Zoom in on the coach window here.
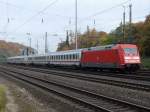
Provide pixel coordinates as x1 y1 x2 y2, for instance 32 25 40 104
54 56 56 61
67 55 69 60
51 56 53 61
76 54 77 60
62 55 64 60
76 54 78 60
76 53 78 59
57 56 59 60
76 54 77 59
77 53 79 59
70 54 72 60
65 55 67 60
74 54 76 60
60 55 62 60
75 54 77 59
56 55 58 60
66 55 68 60
59 55 61 60
69 55 71 60
52 56 54 61
55 56 57 61
58 55 60 60
54 56 55 61
64 55 65 60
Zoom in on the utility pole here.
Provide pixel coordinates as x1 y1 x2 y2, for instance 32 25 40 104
87 25 90 38
26 33 31 48
93 19 96 28
129 4 132 43
123 6 126 43
75 0 78 49
37 40 39 54
29 38 31 48
45 32 48 53
26 33 31 55
66 30 69 46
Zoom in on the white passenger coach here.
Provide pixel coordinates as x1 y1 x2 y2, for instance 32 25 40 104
7 49 82 66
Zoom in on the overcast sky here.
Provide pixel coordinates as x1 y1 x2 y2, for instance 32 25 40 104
0 0 149 53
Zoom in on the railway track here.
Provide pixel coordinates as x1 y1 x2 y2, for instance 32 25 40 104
4 64 150 92
138 69 150 75
7 64 150 82
0 65 150 112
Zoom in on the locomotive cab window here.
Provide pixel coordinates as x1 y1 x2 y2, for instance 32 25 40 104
124 48 138 55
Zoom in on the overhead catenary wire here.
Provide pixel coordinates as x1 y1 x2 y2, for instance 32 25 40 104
10 0 59 34
0 0 47 15
79 0 131 23
64 0 131 29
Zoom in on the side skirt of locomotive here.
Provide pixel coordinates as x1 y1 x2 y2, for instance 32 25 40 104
81 63 140 72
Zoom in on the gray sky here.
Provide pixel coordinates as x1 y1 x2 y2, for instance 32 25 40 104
0 0 149 53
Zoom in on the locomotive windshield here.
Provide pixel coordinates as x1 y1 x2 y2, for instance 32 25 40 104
124 48 138 54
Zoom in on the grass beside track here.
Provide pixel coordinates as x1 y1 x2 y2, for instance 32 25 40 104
142 57 150 69
0 85 6 112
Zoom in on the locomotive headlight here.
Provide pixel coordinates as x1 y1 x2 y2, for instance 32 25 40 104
124 57 131 59
132 57 140 60
124 56 140 60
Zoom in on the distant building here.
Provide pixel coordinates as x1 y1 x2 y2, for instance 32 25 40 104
20 47 38 56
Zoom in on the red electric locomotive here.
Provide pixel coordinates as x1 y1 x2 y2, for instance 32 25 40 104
81 44 141 71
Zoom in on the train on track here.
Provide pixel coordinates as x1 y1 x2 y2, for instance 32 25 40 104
7 44 141 71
